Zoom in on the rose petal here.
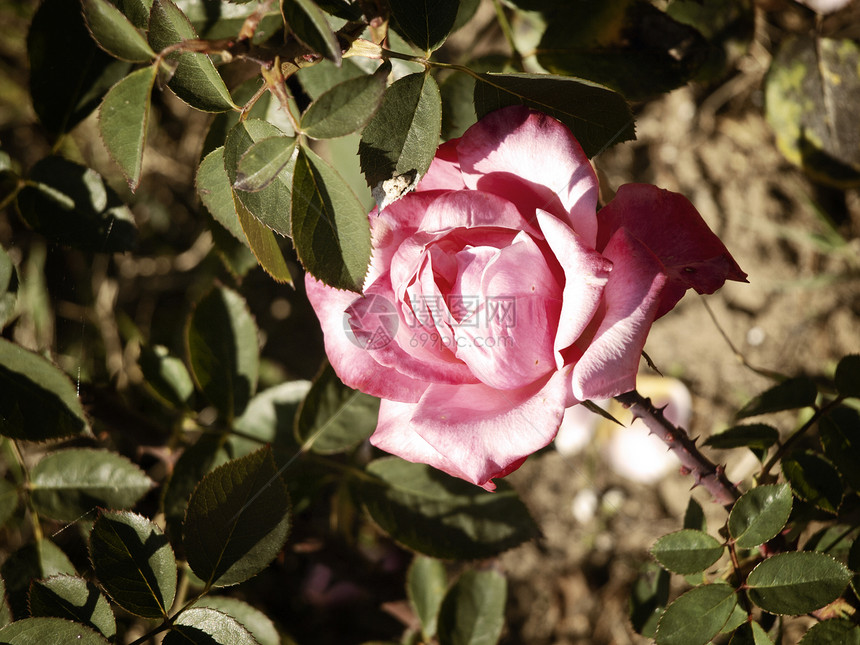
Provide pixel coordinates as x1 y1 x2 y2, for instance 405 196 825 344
371 367 571 487
457 106 599 245
571 228 667 400
536 210 612 368
304 276 431 402
417 189 539 237
596 184 747 318
415 139 465 192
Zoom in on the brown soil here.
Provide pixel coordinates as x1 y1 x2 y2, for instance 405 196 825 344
499 48 860 645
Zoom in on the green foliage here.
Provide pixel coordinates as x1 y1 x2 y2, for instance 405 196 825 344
1 0 855 642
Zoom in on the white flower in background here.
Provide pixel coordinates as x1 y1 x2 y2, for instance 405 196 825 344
555 375 692 484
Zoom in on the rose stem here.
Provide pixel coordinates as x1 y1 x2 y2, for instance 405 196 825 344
614 390 740 508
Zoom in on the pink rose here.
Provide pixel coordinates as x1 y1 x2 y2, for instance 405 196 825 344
306 106 746 489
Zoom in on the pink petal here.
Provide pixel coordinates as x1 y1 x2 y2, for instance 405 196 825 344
451 232 560 389
536 210 612 368
371 368 571 487
415 139 465 192
596 184 747 318
457 106 599 246
571 228 667 401
304 276 431 402
417 189 539 237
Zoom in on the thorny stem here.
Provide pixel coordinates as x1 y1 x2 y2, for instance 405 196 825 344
614 390 740 508
758 396 846 480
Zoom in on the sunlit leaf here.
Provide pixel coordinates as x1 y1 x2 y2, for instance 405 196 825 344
28 575 116 639
437 569 506 645
0 617 109 644
359 72 442 207
231 381 310 457
195 597 279 645
148 0 235 112
473 72 634 158
746 552 851 615
183 447 291 588
139 343 195 408
224 120 294 236
291 144 371 292
0 338 89 441
301 63 389 140
282 0 341 64
735 377 818 419
656 584 737 645
29 449 153 522
408 556 447 640
82 0 155 62
233 194 294 284
234 136 297 193
388 0 460 52
197 147 245 241
163 607 259 645
16 157 137 252
295 363 378 454
27 0 131 135
728 484 792 549
357 458 539 559
765 36 860 188
186 285 259 421
651 530 724 575
99 65 158 190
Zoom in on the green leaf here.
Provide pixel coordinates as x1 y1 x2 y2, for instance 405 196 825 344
29 448 153 522
161 433 232 546
16 156 137 252
295 363 378 454
224 120 294 237
535 3 706 102
730 621 774 645
139 344 195 408
629 563 670 639
234 195 294 284
117 0 153 29
28 575 116 639
82 0 156 62
782 452 843 514
800 619 860 644
231 381 310 457
163 607 259 645
849 535 860 601
704 424 780 461
683 498 707 532
0 617 109 644
195 597 279 645
765 36 860 188
234 137 297 193
835 354 860 398
147 0 235 112
186 285 260 421
746 552 851 615
651 529 724 575
356 458 539 559
389 0 460 52
407 556 447 640
359 72 442 206
183 447 291 588
89 510 176 619
99 65 157 190
735 377 818 419
728 484 792 549
197 147 245 241
282 0 341 64
297 58 365 101
820 407 860 491
437 569 506 645
27 0 131 135
301 63 389 140
0 479 18 528
176 0 282 41
0 540 76 620
0 337 89 441
473 72 635 158
655 584 737 645
291 145 372 292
